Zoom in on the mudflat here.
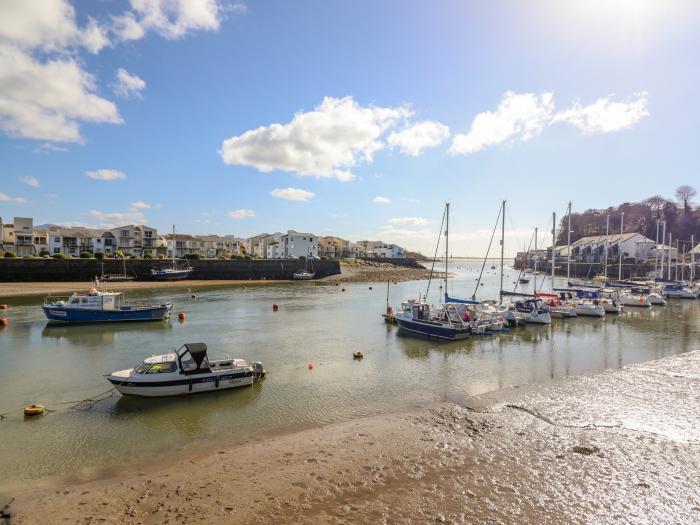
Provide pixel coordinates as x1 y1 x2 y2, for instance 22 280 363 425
5 350 700 524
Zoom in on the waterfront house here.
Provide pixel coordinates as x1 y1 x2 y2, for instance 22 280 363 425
282 230 319 258
570 233 655 263
0 217 34 256
319 236 350 259
355 240 406 259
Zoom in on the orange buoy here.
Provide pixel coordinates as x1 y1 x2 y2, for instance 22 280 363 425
0 318 7 327
178 312 187 321
0 304 8 310
272 304 279 311
307 362 314 370
24 404 44 416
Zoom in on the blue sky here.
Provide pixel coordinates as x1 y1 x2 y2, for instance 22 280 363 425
2 0 699 255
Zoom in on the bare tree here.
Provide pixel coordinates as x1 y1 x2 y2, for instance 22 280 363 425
675 185 697 211
644 195 667 218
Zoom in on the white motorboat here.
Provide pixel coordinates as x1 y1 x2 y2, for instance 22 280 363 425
537 294 576 318
108 343 265 397
648 292 667 305
619 291 652 308
512 297 551 324
571 300 606 317
595 289 621 314
292 271 315 280
660 283 697 299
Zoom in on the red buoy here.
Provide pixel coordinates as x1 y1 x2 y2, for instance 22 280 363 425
0 304 8 310
272 304 279 311
0 318 7 327
307 362 314 370
178 312 187 321
341 288 346 292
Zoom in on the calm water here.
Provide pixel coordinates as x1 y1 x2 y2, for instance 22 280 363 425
1 261 699 488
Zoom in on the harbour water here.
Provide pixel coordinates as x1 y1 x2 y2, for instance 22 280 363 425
1 261 699 490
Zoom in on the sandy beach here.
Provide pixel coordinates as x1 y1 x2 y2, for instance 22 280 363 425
4 349 699 524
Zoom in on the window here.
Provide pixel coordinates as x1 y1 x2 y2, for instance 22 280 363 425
179 351 198 372
146 362 177 374
53 248 60 254
55 237 60 242
97 239 102 244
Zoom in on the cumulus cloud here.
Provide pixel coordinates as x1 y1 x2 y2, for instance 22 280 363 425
85 169 127 181
270 187 316 201
0 45 123 142
19 175 40 188
0 0 234 144
220 96 413 182
451 91 650 155
450 92 554 155
89 208 146 227
373 196 391 204
0 192 28 204
112 68 146 99
228 209 255 219
552 92 649 133
388 217 428 226
387 120 450 156
130 200 150 209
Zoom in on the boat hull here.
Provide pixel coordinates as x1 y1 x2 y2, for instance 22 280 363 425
109 370 255 397
151 270 192 281
43 304 172 323
395 316 471 340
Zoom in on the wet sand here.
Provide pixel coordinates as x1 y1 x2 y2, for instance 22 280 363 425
5 350 700 524
322 259 440 284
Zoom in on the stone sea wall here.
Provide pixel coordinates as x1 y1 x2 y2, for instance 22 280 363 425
0 258 341 282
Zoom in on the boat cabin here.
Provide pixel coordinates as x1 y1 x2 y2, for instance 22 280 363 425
51 289 122 310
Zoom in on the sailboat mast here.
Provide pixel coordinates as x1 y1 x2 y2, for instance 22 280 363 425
692 234 695 281
654 220 660 279
444 202 449 299
172 224 176 268
660 221 666 279
604 215 609 280
551 212 556 291
668 233 672 280
566 201 572 282
500 200 505 304
618 212 624 281
533 227 538 295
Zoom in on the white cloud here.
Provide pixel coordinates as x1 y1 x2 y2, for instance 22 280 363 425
0 0 234 144
0 192 28 204
154 203 164 209
112 68 146 99
373 196 391 204
35 143 68 153
270 187 316 201
553 92 649 133
0 45 123 142
0 0 107 54
130 200 150 209
85 169 127 181
378 226 435 242
228 209 255 219
388 217 428 226
387 120 450 156
127 0 223 40
89 208 146 227
219 96 413 182
450 91 555 155
19 176 40 188
451 90 650 155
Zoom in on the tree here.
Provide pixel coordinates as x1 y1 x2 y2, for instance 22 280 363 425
675 185 696 212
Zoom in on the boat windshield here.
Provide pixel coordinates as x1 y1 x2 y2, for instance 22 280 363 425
135 361 177 374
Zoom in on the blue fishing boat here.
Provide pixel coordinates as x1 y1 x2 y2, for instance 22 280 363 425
42 286 172 323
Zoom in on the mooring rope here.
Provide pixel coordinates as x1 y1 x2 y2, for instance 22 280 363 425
0 387 117 421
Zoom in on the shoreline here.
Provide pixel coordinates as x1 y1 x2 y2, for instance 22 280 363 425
5 350 700 523
0 261 436 299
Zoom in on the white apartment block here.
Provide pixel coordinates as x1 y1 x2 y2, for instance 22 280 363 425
282 230 318 258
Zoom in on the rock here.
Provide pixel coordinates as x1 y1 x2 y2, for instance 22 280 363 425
572 445 600 456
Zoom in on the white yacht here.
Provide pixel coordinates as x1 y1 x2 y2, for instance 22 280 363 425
108 343 265 397
571 300 606 317
619 291 652 308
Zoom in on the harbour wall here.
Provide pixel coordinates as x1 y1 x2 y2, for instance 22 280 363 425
519 260 698 281
0 258 341 282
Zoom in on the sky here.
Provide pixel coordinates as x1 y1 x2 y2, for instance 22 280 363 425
2 0 700 256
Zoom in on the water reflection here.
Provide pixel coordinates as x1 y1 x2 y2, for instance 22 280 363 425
42 321 172 347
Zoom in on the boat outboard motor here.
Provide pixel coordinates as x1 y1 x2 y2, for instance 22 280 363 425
252 361 265 379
